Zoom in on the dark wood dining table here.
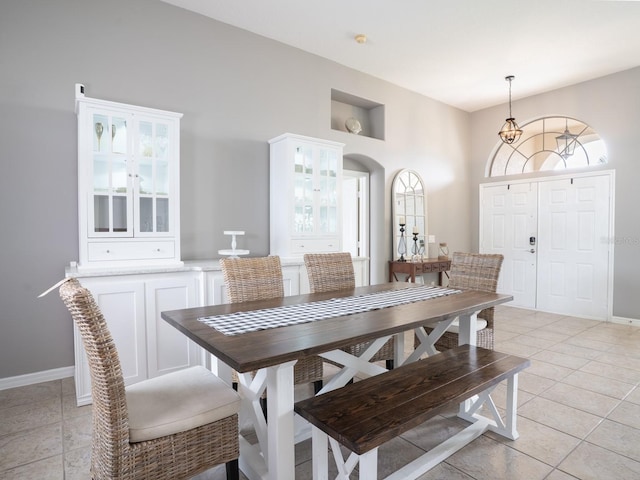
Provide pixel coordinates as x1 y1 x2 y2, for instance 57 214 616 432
161 282 512 480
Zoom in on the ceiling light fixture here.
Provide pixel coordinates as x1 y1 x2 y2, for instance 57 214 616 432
498 75 523 144
354 34 367 44
555 119 578 159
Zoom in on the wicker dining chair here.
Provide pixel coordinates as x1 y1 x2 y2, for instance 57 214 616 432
59 278 241 480
304 252 396 369
416 252 504 351
220 256 325 392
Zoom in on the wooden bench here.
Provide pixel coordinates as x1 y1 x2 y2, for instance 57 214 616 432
294 345 530 480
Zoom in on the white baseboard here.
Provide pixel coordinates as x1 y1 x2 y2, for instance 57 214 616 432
0 366 74 391
611 316 640 327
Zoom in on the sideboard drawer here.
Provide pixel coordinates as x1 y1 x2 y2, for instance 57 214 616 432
88 241 176 262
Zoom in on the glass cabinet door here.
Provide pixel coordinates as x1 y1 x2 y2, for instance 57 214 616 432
317 147 339 234
136 118 172 235
293 144 314 234
90 111 132 236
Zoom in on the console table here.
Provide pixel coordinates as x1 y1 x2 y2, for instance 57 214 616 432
388 258 451 285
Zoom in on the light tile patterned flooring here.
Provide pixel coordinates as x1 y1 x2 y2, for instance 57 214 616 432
1 305 640 479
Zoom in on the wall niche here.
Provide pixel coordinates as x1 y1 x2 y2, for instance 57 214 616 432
331 89 385 140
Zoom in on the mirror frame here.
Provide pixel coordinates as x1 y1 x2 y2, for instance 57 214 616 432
391 169 427 260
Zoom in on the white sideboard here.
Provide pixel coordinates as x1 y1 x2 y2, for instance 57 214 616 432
69 256 369 405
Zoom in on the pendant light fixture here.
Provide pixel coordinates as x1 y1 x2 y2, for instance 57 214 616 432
498 75 523 144
556 118 578 159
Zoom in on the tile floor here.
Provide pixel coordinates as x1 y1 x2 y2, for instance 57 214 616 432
1 305 640 479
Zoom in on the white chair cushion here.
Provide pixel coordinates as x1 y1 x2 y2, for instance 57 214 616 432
126 365 241 443
445 318 488 334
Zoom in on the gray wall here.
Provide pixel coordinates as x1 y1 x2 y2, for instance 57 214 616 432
0 0 471 378
470 68 640 319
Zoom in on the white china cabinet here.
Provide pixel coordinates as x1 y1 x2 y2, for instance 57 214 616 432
269 133 344 256
75 84 183 270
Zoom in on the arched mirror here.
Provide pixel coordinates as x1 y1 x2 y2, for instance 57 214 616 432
392 169 427 260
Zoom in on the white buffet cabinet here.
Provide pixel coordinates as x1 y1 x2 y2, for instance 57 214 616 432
69 257 368 405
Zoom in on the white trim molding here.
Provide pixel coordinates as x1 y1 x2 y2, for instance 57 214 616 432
611 316 640 328
0 366 74 391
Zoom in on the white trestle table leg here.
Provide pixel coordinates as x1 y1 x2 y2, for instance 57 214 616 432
404 318 456 365
318 336 391 394
311 427 329 480
458 311 478 414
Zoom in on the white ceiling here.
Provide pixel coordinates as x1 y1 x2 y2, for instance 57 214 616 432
160 0 640 112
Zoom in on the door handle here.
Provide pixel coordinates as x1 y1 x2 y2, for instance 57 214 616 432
529 249 535 253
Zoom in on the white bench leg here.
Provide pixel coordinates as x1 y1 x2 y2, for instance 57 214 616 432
312 426 378 480
358 449 378 480
457 373 521 441
502 373 520 440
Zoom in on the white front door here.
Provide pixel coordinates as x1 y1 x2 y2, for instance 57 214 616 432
480 171 613 319
536 175 611 318
480 182 538 308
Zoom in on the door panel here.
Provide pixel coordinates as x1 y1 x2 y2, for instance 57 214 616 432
537 176 610 318
480 183 538 308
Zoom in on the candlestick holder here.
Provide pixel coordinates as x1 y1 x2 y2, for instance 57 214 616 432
411 232 421 262
398 223 407 262
439 242 449 259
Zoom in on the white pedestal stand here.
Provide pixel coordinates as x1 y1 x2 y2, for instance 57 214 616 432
218 230 250 258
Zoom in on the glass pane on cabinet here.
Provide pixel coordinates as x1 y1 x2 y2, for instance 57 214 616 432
294 206 304 233
294 177 305 207
328 206 338 232
111 116 127 154
156 160 169 195
320 206 327 232
294 148 304 174
303 205 313 233
93 157 109 192
319 151 328 177
155 123 169 159
113 196 127 232
112 157 127 193
93 114 108 153
328 177 337 206
94 195 109 232
139 121 153 157
139 158 153 195
156 198 169 232
327 151 338 177
139 197 153 232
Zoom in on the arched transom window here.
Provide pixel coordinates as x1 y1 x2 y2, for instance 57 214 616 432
489 116 607 177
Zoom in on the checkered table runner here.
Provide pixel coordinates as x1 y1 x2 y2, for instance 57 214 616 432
199 285 460 336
